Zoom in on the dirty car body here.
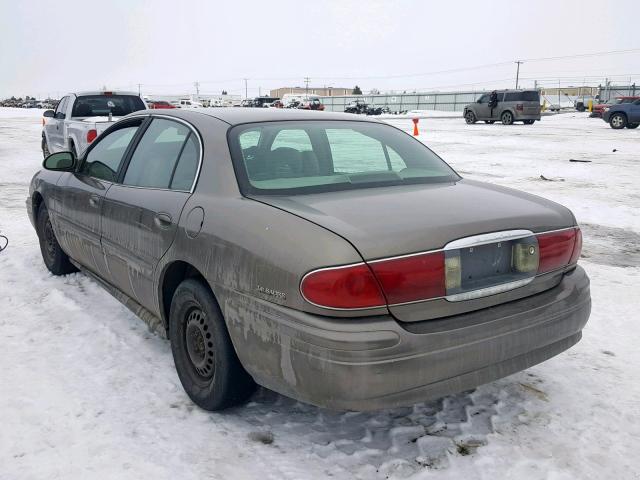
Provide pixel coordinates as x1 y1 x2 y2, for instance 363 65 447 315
28 108 591 411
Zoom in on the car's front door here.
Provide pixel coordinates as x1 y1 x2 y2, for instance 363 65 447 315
475 94 491 119
55 121 142 277
45 96 69 151
100 117 201 313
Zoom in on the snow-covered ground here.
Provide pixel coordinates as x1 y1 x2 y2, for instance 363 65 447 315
1 108 639 480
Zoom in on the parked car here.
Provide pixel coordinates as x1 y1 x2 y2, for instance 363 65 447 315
173 99 203 108
464 89 541 125
251 96 280 108
29 109 590 412
148 100 176 109
602 98 640 129
591 97 640 118
299 96 325 111
41 91 146 158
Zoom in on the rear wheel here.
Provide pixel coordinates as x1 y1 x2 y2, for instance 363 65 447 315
501 111 514 125
627 123 639 129
169 279 256 411
610 113 627 129
36 203 77 275
523 119 535 125
464 111 477 124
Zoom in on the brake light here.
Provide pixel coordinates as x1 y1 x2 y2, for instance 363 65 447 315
516 103 524 111
369 252 445 304
86 129 97 143
536 228 580 273
300 263 386 309
103 91 113 96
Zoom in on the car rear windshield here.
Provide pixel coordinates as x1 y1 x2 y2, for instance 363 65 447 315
228 121 460 195
504 91 540 102
71 95 145 117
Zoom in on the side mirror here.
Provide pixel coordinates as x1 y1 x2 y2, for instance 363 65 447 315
43 110 55 118
43 151 76 171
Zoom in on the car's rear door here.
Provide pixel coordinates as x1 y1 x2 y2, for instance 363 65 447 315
55 119 143 277
475 94 491 119
630 99 640 123
100 116 201 313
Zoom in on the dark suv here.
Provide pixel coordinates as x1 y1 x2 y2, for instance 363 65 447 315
464 90 541 125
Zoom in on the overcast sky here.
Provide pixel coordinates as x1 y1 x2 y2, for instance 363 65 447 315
1 0 638 99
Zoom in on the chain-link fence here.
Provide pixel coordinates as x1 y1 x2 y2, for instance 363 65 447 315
318 91 488 113
598 84 639 103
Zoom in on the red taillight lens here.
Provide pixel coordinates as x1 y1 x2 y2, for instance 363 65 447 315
569 228 582 264
86 129 97 143
300 264 386 309
369 251 445 304
537 228 579 273
516 103 524 111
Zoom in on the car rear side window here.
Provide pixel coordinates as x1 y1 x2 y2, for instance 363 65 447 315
170 134 200 191
81 126 140 182
504 91 540 102
123 118 196 190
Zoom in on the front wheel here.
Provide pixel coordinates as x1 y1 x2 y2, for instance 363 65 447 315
501 111 514 125
627 123 639 129
169 279 256 411
42 136 50 158
464 111 477 124
609 113 627 129
36 203 77 275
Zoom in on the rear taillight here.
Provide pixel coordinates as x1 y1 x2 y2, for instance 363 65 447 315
300 263 385 309
516 103 524 111
86 129 97 143
369 252 445 304
537 228 580 273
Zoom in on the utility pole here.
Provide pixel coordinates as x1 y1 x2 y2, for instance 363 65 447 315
304 77 310 97
137 83 142 96
194 81 200 98
243 78 248 99
514 61 523 89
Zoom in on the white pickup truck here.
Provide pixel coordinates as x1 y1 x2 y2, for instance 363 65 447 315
42 91 146 158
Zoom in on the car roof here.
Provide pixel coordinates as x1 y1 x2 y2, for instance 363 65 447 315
130 107 377 126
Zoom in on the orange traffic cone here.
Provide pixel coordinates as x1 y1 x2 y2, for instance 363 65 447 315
412 118 419 136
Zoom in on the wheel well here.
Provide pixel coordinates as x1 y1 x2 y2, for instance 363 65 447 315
160 261 209 332
32 191 44 222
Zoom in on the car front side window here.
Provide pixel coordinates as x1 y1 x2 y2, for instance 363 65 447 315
80 126 140 182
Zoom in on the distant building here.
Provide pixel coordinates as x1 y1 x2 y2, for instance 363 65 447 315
270 87 352 98
145 93 242 107
539 86 598 97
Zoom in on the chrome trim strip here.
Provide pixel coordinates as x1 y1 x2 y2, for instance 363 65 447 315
444 229 534 250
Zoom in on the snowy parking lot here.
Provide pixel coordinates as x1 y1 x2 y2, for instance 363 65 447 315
1 108 639 480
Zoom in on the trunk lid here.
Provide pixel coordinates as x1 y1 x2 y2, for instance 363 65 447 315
253 179 576 322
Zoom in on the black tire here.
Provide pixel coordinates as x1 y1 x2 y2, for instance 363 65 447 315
576 104 585 112
36 202 77 275
609 113 627 129
484 120 495 124
42 136 50 158
627 123 639 129
169 279 256 411
501 111 514 125
523 119 535 125
464 110 477 124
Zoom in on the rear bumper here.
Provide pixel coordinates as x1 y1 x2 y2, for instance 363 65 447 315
513 112 541 120
222 266 591 411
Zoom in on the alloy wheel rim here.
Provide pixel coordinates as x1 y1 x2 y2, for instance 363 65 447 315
184 307 215 379
612 116 623 127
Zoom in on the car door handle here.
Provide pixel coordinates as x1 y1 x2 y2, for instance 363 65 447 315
89 195 100 208
154 213 173 228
